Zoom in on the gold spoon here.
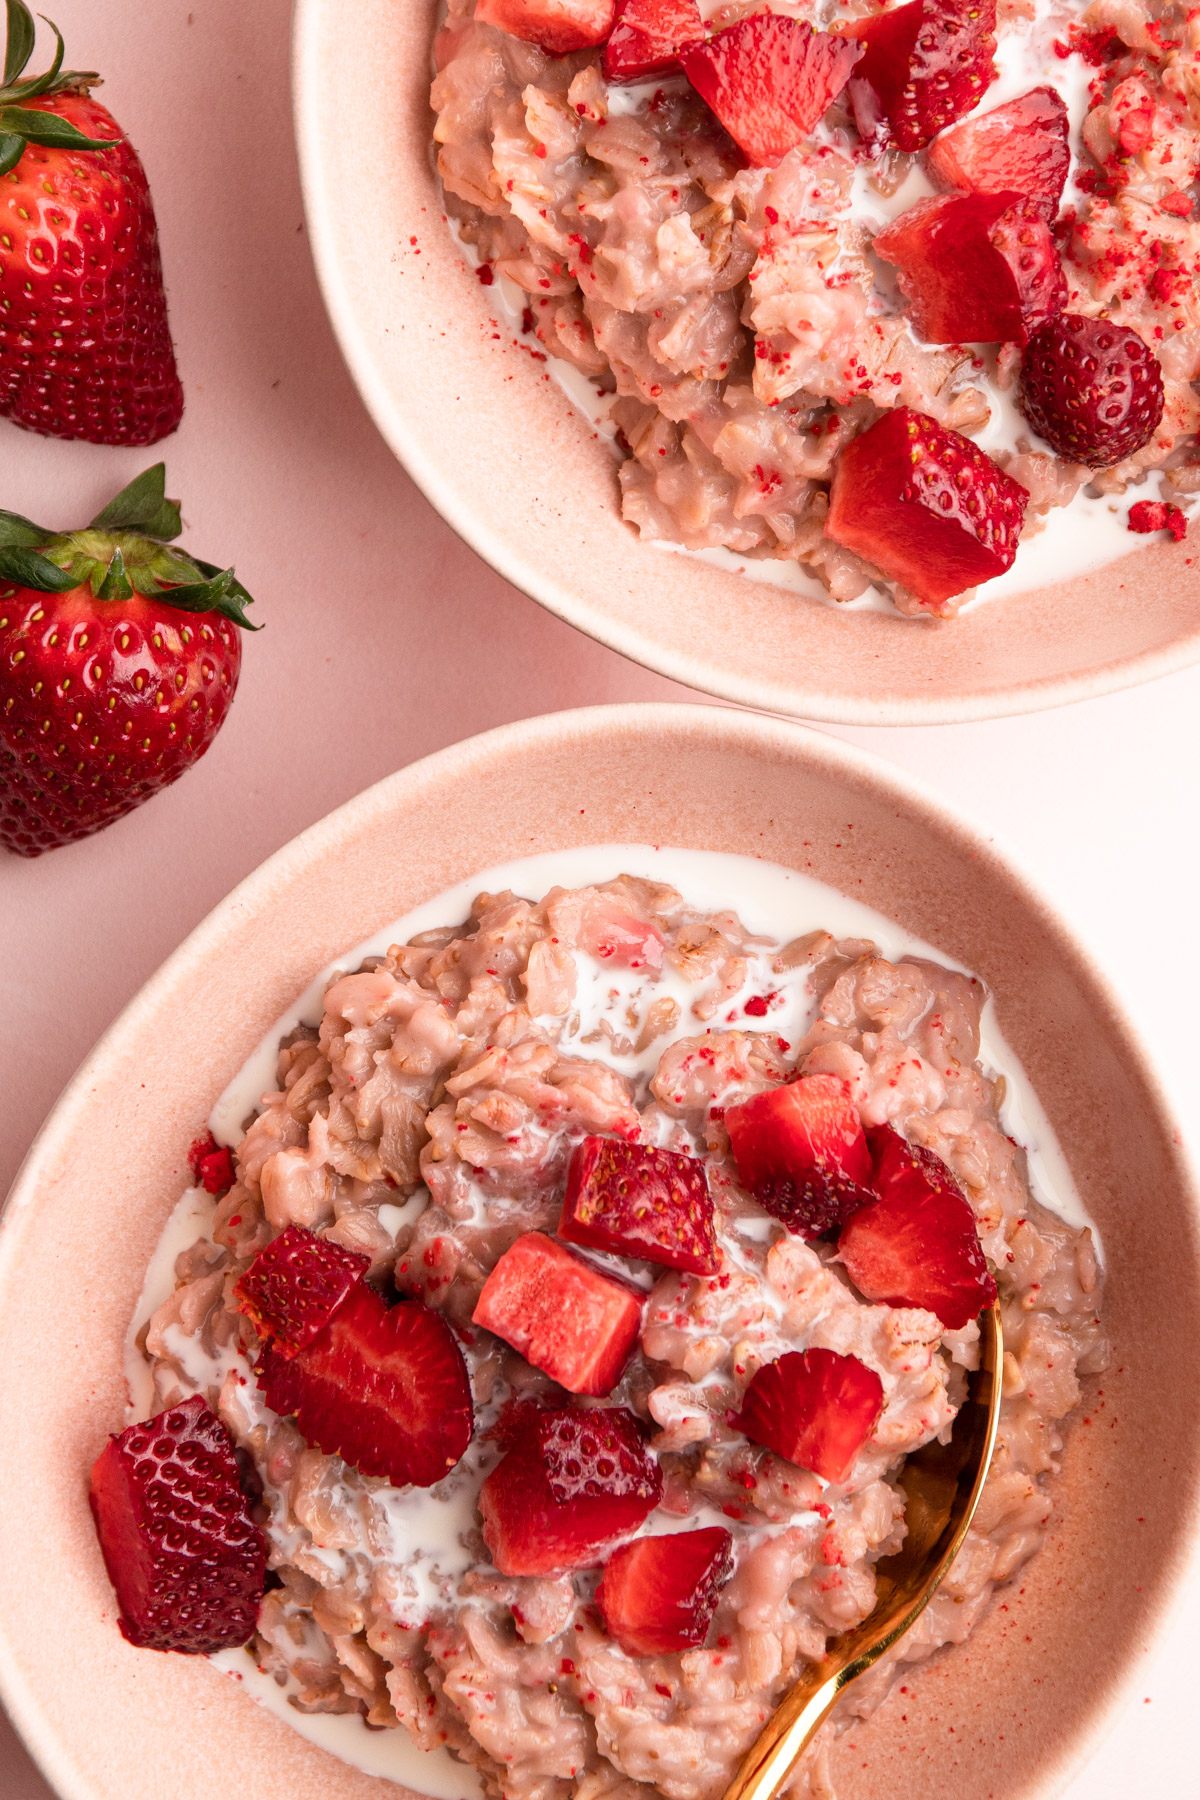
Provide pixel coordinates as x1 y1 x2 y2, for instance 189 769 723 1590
722 1301 1004 1800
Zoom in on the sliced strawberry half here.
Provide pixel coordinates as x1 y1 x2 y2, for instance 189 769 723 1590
825 408 1028 610
188 1131 235 1196
473 1231 643 1395
925 86 1070 219
596 1526 733 1654
874 191 1066 346
730 1348 884 1484
89 1395 265 1653
679 15 863 168
475 0 615 53
234 1225 370 1358
479 1403 663 1575
559 1136 719 1274
838 1125 998 1330
256 1283 473 1488
724 1076 873 1239
845 0 998 152
603 0 704 81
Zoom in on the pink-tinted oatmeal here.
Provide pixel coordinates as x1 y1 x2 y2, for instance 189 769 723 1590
132 870 1107 1799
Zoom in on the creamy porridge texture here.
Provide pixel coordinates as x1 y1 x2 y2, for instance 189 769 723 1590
431 0 1200 616
94 849 1107 1800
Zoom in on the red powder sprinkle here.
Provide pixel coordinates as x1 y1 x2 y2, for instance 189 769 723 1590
476 263 495 285
1128 500 1188 542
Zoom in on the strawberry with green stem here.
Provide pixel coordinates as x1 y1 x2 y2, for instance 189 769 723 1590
0 463 257 856
0 0 183 443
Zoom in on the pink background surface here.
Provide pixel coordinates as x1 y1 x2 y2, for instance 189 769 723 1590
2 2 1199 1795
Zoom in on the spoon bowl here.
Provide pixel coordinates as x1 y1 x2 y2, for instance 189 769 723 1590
724 1302 1005 1800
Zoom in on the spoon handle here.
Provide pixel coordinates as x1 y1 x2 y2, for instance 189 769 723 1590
721 1667 843 1800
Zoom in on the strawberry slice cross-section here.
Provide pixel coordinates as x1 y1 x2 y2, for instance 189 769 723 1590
88 1395 265 1653
874 191 1066 346
724 1075 873 1239
473 1231 644 1395
559 1136 720 1274
480 1403 663 1575
838 1124 998 1330
846 0 998 152
256 1283 474 1488
475 0 615 53
234 1224 370 1358
680 15 863 168
596 1526 734 1654
604 0 704 81
731 1347 884 1483
825 408 1028 611
925 86 1070 219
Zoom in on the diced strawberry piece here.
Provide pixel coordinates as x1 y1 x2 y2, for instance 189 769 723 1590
559 1136 719 1274
603 0 704 81
838 1125 998 1330
473 1232 644 1395
479 1404 663 1574
475 0 615 54
679 16 862 168
257 1283 473 1488
1019 313 1165 468
596 1526 733 1654
825 408 1028 609
233 1225 369 1358
731 1348 884 1483
874 191 1065 346
88 1395 265 1653
925 86 1070 219
187 1131 235 1195
724 1076 873 1239
579 898 665 970
845 0 997 152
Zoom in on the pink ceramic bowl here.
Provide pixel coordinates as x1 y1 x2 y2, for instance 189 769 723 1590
291 0 1200 726
0 703 1197 1800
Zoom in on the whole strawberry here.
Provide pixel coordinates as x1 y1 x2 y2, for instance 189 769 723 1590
0 464 256 856
0 2 183 444
1019 313 1165 468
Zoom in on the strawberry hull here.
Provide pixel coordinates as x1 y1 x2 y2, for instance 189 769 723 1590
559 1136 719 1273
724 1075 873 1238
731 1348 884 1483
473 1231 644 1394
596 1527 734 1654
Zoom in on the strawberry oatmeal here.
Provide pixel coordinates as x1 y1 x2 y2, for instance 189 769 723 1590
430 0 1200 617
94 848 1107 1800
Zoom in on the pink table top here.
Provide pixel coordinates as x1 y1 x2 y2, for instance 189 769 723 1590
2 3 1198 1797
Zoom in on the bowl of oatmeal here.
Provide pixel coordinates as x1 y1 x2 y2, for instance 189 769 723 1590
0 703 1197 1800
292 0 1200 721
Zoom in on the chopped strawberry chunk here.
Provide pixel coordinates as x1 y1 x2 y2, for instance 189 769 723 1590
874 192 1065 346
559 1136 719 1274
825 408 1028 610
838 1125 997 1330
724 1076 872 1239
680 16 862 168
479 1404 663 1574
473 1231 644 1395
233 1225 369 1358
187 1131 235 1195
475 0 615 54
925 86 1069 219
731 1348 884 1483
603 0 703 81
1019 313 1165 468
579 898 665 970
596 1526 733 1654
257 1283 473 1487
1128 499 1187 542
89 1395 265 1652
846 0 998 152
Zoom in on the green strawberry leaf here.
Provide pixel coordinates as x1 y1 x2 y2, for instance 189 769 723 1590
0 129 21 173
0 544 78 592
165 562 260 630
0 102 117 151
90 464 183 541
0 12 60 100
0 506 51 549
3 1 35 88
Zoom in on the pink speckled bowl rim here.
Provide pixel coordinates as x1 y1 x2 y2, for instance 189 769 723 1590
1 704 1198 1800
290 1 1200 727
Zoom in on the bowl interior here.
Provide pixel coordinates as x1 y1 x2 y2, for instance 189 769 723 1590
1 704 1197 1800
291 0 1200 725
